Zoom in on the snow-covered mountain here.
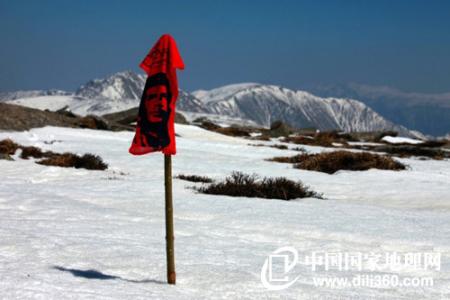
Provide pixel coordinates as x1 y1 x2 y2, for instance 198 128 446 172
1 71 421 136
0 89 70 101
305 82 450 136
75 71 146 100
191 83 415 136
0 72 201 116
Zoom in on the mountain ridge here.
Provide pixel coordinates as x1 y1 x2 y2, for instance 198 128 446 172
0 71 426 138
306 82 450 136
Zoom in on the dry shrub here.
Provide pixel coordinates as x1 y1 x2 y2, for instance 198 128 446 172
282 131 352 148
176 174 213 183
348 144 448 160
195 118 254 137
75 154 108 170
293 151 406 174
0 139 107 170
376 145 446 160
215 126 250 137
267 154 309 164
20 146 45 159
197 171 322 200
37 153 108 170
249 143 289 150
282 135 332 147
37 153 78 168
253 135 271 141
270 144 288 150
412 140 446 148
0 139 19 155
198 120 221 131
78 116 109 130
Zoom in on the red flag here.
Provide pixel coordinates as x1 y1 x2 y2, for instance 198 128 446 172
129 34 184 155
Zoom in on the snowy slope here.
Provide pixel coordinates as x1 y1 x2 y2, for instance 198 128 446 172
0 125 449 299
5 95 139 117
382 136 424 144
0 89 70 101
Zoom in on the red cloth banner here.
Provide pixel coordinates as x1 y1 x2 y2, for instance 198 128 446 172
129 34 184 155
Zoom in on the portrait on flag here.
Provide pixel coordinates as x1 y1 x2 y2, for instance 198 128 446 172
129 34 184 156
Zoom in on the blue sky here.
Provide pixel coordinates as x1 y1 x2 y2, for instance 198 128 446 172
0 0 449 93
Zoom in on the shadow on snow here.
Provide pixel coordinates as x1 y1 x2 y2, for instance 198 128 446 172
52 266 165 284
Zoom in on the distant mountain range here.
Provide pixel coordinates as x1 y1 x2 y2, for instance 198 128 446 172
305 83 450 137
0 71 431 138
190 83 418 136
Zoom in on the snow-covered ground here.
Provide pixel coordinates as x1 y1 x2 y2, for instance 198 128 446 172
0 125 449 299
381 136 424 145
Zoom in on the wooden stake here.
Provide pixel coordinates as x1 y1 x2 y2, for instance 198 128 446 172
164 154 176 284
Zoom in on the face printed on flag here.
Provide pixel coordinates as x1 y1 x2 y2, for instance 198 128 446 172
134 73 172 150
145 85 168 123
129 34 184 156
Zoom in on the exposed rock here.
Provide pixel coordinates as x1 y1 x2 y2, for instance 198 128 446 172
175 112 189 124
0 103 80 131
77 115 110 130
0 103 113 132
269 120 295 137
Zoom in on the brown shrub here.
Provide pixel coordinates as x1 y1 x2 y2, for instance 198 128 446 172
197 171 322 200
176 174 213 183
271 144 288 150
347 144 448 160
253 134 271 141
194 118 256 137
267 154 309 164
0 139 108 170
37 153 78 168
376 145 446 160
78 116 110 130
293 151 406 174
37 153 108 170
216 126 250 137
198 120 221 131
282 135 332 147
75 154 108 170
0 139 19 155
249 143 289 150
20 146 45 159
282 131 352 148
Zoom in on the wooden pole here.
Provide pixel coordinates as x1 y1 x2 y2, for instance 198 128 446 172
164 154 176 284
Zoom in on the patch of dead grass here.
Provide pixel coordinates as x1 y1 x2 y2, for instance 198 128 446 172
176 174 213 183
0 139 107 170
196 171 322 200
292 151 406 174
